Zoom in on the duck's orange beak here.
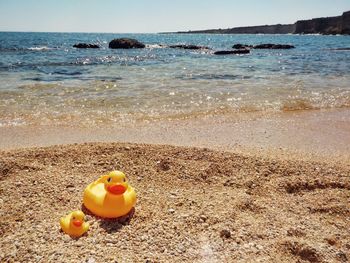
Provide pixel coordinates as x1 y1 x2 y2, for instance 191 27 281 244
107 184 126 195
73 220 83 227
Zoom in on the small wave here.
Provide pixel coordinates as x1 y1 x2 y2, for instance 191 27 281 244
53 70 82 76
0 47 38 52
294 33 322 36
0 47 20 52
94 76 122 81
35 67 84 76
22 77 42 81
280 99 315 111
0 52 160 71
0 46 56 52
28 46 55 51
177 73 252 80
328 48 350 51
22 76 83 82
146 44 166 49
22 75 122 82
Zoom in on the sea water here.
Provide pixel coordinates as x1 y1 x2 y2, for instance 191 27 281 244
0 32 349 127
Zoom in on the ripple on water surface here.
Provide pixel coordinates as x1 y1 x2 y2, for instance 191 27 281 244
0 32 350 126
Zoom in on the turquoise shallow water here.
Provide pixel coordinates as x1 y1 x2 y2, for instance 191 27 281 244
0 32 350 126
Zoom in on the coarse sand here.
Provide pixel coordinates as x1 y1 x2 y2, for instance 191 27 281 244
0 142 349 262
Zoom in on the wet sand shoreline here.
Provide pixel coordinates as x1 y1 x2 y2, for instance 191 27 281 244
1 108 350 162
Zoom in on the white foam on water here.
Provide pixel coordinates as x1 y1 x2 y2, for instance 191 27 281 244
28 46 53 51
145 44 166 49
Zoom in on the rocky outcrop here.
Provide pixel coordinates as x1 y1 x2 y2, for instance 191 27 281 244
232 44 253 49
169 44 210 50
329 48 350 51
214 50 250 55
254 44 295 49
109 38 145 49
175 10 350 35
73 43 100 49
232 44 295 49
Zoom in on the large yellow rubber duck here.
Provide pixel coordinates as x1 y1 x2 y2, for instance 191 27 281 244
83 171 136 218
60 210 90 237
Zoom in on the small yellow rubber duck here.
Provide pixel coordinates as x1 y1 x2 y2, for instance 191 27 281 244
60 210 90 237
83 171 136 218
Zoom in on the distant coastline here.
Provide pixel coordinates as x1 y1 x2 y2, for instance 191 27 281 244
169 11 350 35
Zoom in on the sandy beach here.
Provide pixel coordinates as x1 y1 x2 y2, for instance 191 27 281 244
1 20 350 262
1 108 350 262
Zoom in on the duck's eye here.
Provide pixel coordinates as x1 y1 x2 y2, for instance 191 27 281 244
123 178 126 182
107 177 112 183
72 217 75 220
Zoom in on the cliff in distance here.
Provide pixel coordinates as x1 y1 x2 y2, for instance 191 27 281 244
177 11 350 35
184 24 295 34
294 11 350 34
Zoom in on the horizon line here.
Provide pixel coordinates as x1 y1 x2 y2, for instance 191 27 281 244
0 30 160 34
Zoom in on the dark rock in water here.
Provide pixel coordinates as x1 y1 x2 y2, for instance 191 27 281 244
109 38 145 49
330 47 350 51
214 50 250 55
232 44 253 49
232 44 295 50
254 44 295 49
73 43 100 49
169 44 210 50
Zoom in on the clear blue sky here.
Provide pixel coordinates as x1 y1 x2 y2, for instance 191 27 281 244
0 0 349 33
